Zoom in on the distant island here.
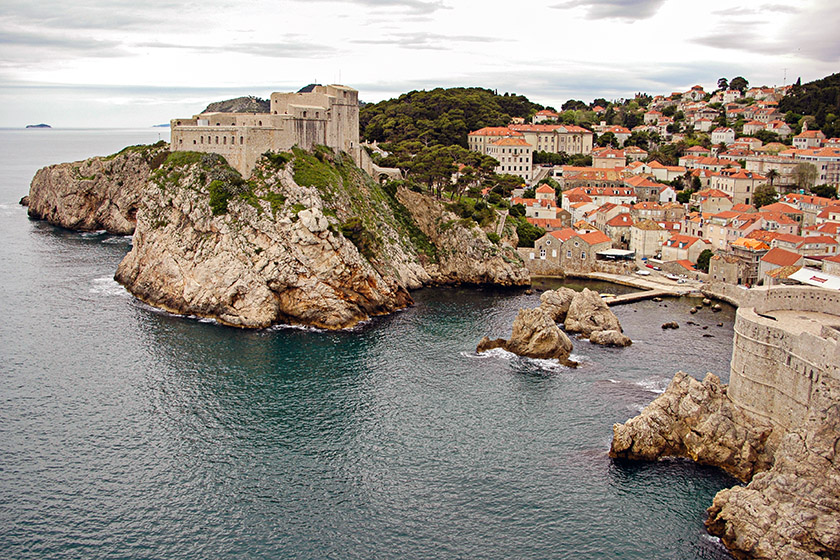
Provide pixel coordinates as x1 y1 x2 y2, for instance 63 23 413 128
152 124 170 128
26 124 51 129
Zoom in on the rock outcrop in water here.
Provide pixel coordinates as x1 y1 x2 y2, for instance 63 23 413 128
611 370 840 560
609 372 774 481
477 307 576 365
25 142 168 235
539 287 577 322
563 288 625 344
110 146 528 329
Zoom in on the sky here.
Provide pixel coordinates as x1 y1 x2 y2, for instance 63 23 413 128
0 0 838 128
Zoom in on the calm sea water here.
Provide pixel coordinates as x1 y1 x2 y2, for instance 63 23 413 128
0 129 737 559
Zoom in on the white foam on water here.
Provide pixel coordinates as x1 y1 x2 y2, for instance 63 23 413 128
80 230 107 238
89 276 130 297
102 236 132 245
465 347 516 361
634 377 669 394
267 323 326 333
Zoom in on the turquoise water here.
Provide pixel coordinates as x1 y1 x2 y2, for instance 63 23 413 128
0 129 737 559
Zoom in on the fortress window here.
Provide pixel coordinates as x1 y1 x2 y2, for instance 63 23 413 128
193 140 196 144
215 136 219 144
179 139 183 144
177 121 181 125
259 121 263 126
303 111 307 117
240 137 244 145
223 137 227 145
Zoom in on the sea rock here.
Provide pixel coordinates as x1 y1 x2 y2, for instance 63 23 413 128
397 189 530 287
18 195 29 206
661 321 679 329
539 287 578 322
609 372 774 482
589 329 632 347
564 288 622 336
477 307 575 365
26 142 167 235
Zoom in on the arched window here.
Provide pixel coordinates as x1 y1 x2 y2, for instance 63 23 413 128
223 137 227 144
240 137 244 145
259 120 263 125
200 136 204 144
193 139 196 144
215 136 219 144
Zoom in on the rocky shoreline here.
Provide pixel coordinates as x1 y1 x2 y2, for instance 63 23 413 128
25 144 529 329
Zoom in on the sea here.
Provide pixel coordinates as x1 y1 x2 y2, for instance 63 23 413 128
0 128 738 559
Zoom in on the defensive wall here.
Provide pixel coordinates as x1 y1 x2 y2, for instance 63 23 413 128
727 285 840 434
170 85 364 177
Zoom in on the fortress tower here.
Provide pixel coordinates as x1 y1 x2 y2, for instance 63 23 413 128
169 85 364 177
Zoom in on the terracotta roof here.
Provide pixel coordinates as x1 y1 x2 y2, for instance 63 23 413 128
767 265 802 279
775 233 806 244
761 248 803 267
732 238 770 251
606 213 634 227
469 127 523 137
760 202 802 214
579 230 612 245
549 228 578 241
535 184 556 194
491 137 531 147
633 219 664 231
676 260 697 272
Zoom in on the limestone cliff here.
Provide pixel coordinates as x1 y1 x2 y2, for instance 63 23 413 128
113 147 529 329
610 370 840 560
396 189 530 287
610 372 774 482
25 142 168 235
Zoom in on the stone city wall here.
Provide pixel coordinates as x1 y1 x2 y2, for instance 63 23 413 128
728 286 840 433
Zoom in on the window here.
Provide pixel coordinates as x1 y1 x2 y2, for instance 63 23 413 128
566 250 572 258
581 252 586 259
223 137 226 144
540 248 546 259
215 136 219 144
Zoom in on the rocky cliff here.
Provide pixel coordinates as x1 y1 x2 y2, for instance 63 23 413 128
25 142 168 234
112 146 528 329
203 96 269 114
610 371 840 560
396 189 529 287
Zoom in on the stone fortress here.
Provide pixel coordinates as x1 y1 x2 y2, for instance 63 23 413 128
170 84 369 177
726 285 839 435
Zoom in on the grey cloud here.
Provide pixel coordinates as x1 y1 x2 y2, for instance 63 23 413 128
550 0 667 20
0 0 186 30
352 32 497 50
296 0 447 15
694 3 840 63
0 30 125 58
713 4 800 16
136 40 337 58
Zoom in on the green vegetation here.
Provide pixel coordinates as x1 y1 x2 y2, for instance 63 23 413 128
779 72 840 138
340 217 379 261
511 216 545 248
103 140 168 169
696 249 713 273
263 151 293 168
810 184 838 199
753 183 779 208
360 87 542 147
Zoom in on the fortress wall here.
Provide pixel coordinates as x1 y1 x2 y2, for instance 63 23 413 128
728 286 840 433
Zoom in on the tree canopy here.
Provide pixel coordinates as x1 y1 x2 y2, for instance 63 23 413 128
778 72 840 138
360 87 543 147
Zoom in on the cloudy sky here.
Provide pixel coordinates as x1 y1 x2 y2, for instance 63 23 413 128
0 0 837 127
